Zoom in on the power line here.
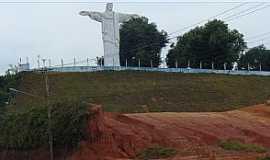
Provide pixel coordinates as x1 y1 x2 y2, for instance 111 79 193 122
223 2 265 20
168 2 268 36
247 35 270 44
1 1 270 4
133 3 269 52
133 3 252 51
226 4 270 21
248 41 270 48
168 2 248 36
247 31 270 40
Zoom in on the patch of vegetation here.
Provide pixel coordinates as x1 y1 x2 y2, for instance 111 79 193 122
0 99 90 150
136 146 177 160
219 140 267 153
258 157 270 160
12 71 270 113
0 73 21 107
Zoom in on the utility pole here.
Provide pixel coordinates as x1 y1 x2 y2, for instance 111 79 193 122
42 61 54 160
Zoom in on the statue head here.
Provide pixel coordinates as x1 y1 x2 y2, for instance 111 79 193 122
106 3 113 12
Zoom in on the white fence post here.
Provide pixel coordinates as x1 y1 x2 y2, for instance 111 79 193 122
37 55 41 69
49 59 52 68
113 58 115 69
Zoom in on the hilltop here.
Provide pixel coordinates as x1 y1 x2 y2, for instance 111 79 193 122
12 71 270 113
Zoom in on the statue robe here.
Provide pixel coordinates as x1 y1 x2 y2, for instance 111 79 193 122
88 11 135 67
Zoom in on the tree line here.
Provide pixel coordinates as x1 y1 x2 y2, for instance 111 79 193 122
118 17 270 71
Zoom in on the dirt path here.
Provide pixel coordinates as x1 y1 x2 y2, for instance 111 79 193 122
70 104 270 160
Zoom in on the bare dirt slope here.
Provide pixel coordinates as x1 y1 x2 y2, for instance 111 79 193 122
71 104 270 160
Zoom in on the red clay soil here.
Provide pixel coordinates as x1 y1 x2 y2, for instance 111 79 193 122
1 104 270 160
70 104 270 160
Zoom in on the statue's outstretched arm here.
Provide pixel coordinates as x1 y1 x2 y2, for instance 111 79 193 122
79 11 103 22
118 13 139 23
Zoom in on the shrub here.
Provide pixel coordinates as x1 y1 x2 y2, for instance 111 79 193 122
258 157 270 160
219 140 267 153
0 73 21 107
0 99 90 150
136 146 177 160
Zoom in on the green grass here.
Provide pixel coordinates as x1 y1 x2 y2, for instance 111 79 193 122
219 140 267 153
9 71 270 113
136 146 177 160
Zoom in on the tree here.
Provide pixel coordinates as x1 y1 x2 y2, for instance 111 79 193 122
120 17 168 67
166 20 246 69
238 45 270 71
0 72 20 107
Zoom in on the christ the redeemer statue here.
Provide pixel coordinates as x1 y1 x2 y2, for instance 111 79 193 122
79 3 139 67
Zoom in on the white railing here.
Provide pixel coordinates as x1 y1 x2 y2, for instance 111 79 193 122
33 66 270 76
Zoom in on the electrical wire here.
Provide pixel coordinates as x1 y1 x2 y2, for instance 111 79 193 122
246 31 270 40
222 2 265 20
168 2 248 36
226 4 270 21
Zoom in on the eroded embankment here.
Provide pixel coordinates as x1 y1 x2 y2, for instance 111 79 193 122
70 104 270 160
1 104 269 160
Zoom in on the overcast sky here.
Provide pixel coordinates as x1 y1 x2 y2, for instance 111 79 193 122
0 0 270 74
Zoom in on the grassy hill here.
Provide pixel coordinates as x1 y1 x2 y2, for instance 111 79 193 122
11 71 270 113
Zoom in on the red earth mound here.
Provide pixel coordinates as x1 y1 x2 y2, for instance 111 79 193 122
1 104 269 160
70 104 270 160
